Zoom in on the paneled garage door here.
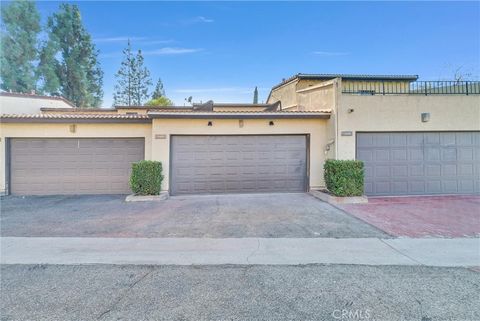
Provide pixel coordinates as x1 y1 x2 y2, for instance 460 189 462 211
10 138 144 195
357 132 480 196
170 135 307 195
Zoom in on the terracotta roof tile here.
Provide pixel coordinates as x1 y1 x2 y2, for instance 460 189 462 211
1 113 149 119
148 110 331 114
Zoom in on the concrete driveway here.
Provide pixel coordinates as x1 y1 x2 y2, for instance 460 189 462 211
339 195 480 238
0 193 387 238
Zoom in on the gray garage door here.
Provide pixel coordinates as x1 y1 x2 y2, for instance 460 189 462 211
357 132 480 196
10 138 144 195
171 135 307 195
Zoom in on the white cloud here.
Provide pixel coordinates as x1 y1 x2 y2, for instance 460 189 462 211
312 51 350 56
140 39 175 45
100 47 203 59
141 47 204 56
194 16 214 23
181 16 214 25
93 37 174 46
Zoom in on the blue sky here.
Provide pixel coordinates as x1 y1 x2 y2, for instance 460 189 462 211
35 1 479 107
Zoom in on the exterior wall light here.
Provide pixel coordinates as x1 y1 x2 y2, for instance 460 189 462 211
69 124 76 133
347 108 354 113
239 120 244 128
269 121 274 126
421 112 430 122
207 121 213 126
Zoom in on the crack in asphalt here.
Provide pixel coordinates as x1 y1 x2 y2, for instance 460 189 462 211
96 267 154 320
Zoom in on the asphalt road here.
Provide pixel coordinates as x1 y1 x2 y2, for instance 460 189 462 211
1 264 479 321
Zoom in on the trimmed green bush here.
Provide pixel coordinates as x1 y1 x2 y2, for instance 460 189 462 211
324 159 364 197
130 161 163 195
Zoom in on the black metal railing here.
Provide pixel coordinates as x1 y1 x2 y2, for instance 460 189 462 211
342 81 480 95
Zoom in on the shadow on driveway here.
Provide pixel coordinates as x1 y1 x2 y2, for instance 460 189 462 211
0 193 387 238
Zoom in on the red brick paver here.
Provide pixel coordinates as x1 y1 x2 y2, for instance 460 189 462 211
339 195 480 238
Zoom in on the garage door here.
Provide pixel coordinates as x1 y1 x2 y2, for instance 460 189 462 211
171 135 307 195
10 138 144 195
357 132 480 196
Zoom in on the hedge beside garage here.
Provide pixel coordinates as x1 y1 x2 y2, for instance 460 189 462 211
324 160 364 197
130 161 164 195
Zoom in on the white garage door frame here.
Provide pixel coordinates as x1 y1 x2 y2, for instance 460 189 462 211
168 134 311 195
356 131 480 196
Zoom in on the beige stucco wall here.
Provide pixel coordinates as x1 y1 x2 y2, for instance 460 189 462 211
268 79 335 111
0 96 74 114
336 94 480 159
151 118 330 192
267 80 298 108
0 123 152 193
297 80 335 111
341 80 410 94
116 108 149 114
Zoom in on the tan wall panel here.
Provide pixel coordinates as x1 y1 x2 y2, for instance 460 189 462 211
267 81 298 108
0 123 152 193
297 82 335 111
337 94 480 159
151 118 329 192
341 80 410 94
0 96 74 114
117 108 149 114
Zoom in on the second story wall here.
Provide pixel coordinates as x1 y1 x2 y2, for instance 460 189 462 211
297 80 336 111
267 80 298 109
268 79 337 111
336 94 480 159
1 94 75 114
341 80 411 95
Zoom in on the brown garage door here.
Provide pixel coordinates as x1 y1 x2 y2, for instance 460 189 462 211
9 138 144 195
170 135 308 195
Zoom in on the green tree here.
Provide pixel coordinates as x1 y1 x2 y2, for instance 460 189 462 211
113 40 135 106
152 78 165 99
145 96 173 107
38 4 103 107
113 42 152 106
0 0 41 93
132 49 151 105
253 86 258 104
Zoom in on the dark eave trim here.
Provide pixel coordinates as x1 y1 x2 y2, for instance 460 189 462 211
270 73 420 92
148 113 330 120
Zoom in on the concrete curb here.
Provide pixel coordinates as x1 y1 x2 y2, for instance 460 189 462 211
309 190 368 204
125 192 169 202
1 237 478 267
